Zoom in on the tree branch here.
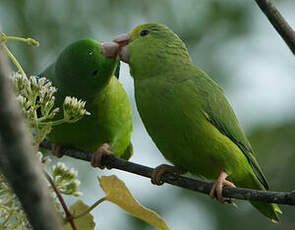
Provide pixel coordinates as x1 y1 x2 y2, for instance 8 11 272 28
0 50 62 230
255 0 295 55
40 139 295 206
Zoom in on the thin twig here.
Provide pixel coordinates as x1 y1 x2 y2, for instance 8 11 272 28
45 172 77 230
73 197 106 220
254 0 295 55
0 43 26 76
40 139 295 206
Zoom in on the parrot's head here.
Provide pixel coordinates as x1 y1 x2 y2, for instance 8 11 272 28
55 39 118 98
101 23 191 80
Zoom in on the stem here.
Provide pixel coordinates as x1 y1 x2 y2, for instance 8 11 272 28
44 171 77 230
37 118 77 127
37 119 67 127
1 32 39 47
254 0 295 55
37 116 50 122
3 36 39 47
39 127 50 144
73 197 106 219
33 110 40 149
0 43 26 77
0 32 39 76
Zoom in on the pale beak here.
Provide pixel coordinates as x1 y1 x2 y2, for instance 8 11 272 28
113 33 130 48
119 46 129 64
113 33 130 63
100 42 120 58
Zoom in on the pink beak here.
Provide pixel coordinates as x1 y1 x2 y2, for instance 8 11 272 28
113 33 131 48
113 33 130 63
100 33 131 63
100 42 120 58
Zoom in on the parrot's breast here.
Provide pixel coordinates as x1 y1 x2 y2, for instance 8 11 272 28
134 77 252 181
48 77 132 158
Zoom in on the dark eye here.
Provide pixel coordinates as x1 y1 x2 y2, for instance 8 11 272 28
92 69 98 76
139 29 149 37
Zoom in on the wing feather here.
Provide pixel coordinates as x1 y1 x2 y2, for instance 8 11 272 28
192 70 269 189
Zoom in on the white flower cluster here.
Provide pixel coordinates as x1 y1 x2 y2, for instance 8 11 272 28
34 77 59 119
11 72 59 120
63 96 90 122
11 72 90 145
13 73 34 119
51 162 83 197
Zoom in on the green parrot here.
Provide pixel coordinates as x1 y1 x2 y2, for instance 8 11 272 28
101 23 282 222
39 39 133 166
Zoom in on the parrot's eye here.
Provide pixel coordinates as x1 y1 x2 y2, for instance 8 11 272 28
139 29 150 37
92 69 98 76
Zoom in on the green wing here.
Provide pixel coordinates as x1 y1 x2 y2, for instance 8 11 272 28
193 70 269 190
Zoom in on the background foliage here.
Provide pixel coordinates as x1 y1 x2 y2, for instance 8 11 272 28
1 0 294 229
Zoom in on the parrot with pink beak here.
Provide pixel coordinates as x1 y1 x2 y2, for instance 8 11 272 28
100 23 282 222
40 39 133 167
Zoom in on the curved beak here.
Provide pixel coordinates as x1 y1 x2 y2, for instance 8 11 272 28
113 33 130 64
113 33 130 48
100 34 131 63
100 42 120 58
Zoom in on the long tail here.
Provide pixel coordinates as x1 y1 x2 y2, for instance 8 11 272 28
250 201 282 223
245 173 282 223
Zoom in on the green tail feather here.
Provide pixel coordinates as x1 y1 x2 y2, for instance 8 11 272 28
237 172 282 223
250 201 282 223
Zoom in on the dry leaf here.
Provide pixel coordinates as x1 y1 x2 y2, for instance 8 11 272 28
64 200 95 230
99 175 170 230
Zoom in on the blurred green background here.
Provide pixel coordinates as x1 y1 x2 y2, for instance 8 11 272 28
1 0 295 229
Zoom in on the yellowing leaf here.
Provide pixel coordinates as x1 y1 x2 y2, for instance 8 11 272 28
64 200 95 230
99 175 170 230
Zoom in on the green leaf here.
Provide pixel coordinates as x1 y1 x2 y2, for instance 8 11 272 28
64 200 95 230
99 175 170 230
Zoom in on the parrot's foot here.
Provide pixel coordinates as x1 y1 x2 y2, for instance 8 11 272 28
209 171 236 204
151 164 187 186
51 143 63 158
91 143 112 169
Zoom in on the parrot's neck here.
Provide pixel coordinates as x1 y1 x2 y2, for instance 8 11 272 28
130 52 193 81
129 39 193 81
